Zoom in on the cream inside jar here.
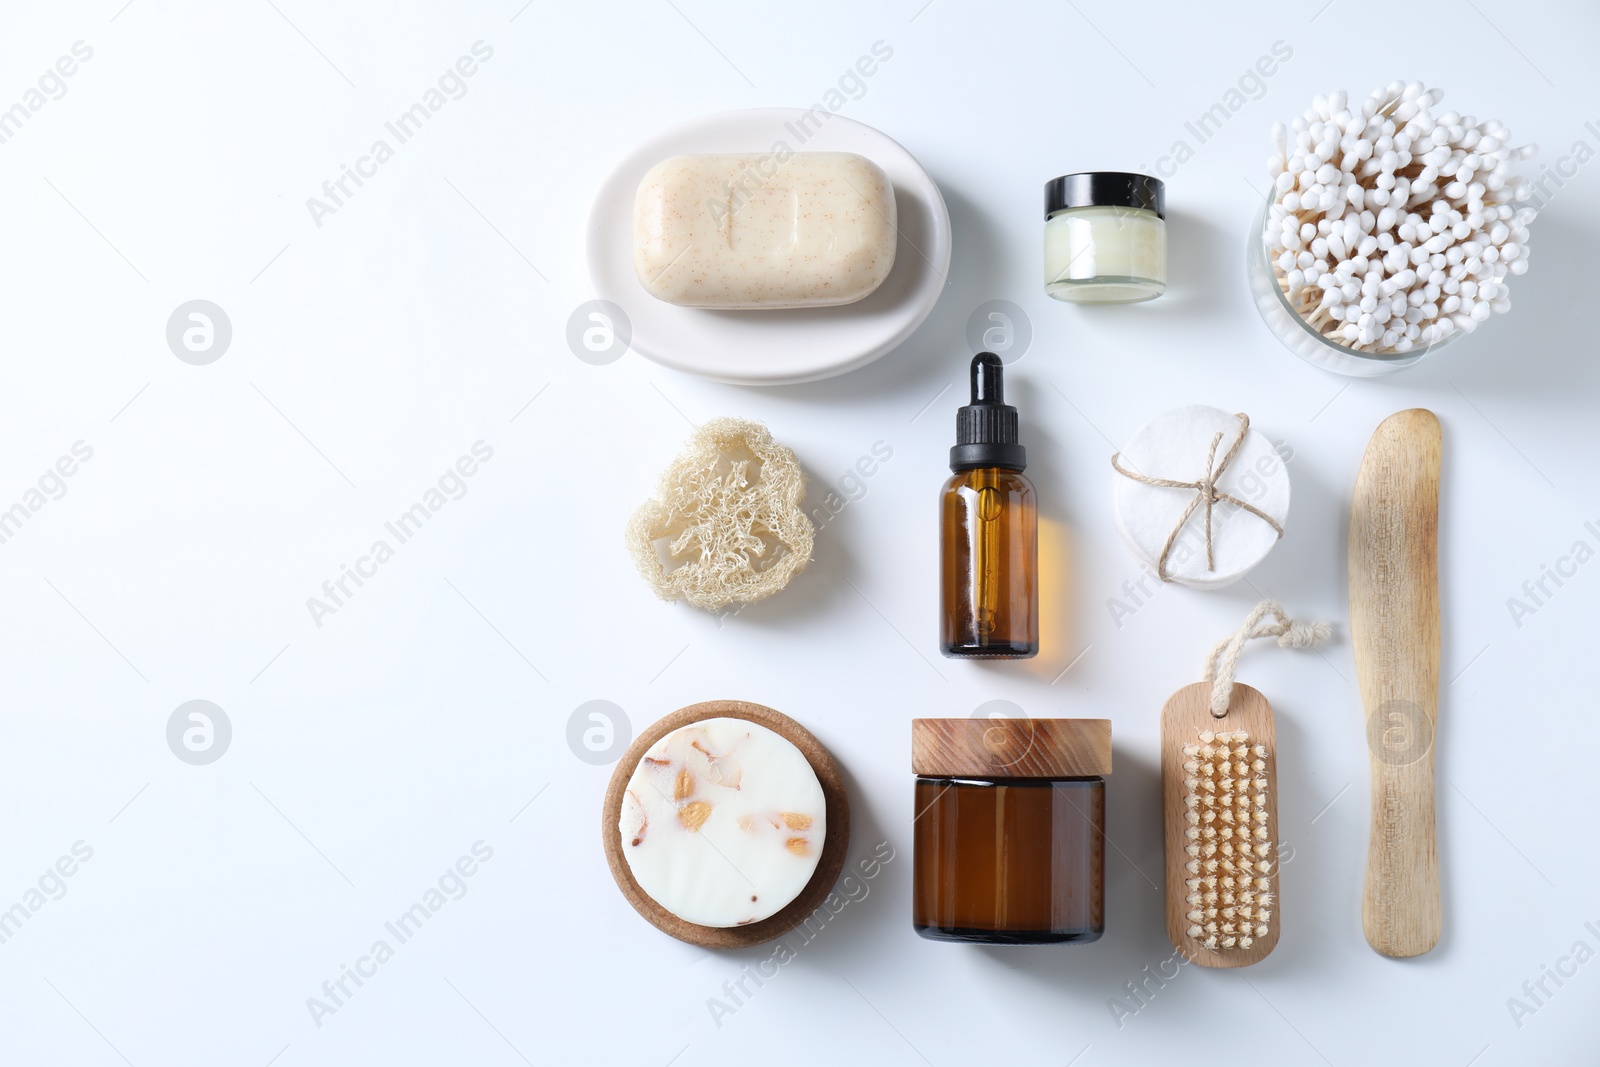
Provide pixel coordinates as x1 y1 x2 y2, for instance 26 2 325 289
1044 172 1166 304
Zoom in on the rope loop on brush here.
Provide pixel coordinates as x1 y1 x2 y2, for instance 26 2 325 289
1201 601 1333 717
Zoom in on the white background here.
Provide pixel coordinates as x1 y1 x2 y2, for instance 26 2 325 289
1 1 1596 1064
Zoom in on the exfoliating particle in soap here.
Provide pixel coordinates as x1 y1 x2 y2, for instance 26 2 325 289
618 717 825 928
632 152 897 309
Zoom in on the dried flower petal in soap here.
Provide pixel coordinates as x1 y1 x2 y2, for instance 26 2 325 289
678 801 713 833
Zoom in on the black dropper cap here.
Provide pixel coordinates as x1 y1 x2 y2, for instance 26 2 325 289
950 353 1026 472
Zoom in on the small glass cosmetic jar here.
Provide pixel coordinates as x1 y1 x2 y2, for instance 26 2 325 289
1044 172 1166 304
912 717 1111 944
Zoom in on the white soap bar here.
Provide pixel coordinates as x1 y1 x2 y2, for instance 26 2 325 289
632 152 897 309
1112 406 1290 589
618 716 825 928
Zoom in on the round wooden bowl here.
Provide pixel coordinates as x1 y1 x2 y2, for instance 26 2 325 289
601 699 850 949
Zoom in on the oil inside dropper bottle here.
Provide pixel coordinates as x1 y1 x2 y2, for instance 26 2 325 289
939 352 1039 659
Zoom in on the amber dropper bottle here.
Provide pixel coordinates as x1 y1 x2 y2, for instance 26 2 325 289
940 353 1039 658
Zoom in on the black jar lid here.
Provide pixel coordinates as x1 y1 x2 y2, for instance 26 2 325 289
1044 172 1164 220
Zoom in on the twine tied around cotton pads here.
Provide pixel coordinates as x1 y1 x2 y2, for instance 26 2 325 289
1201 600 1333 717
1111 413 1285 582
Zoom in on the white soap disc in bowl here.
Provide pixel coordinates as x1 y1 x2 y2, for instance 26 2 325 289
1112 405 1290 589
617 716 825 929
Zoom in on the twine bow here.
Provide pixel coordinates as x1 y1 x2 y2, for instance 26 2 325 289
1201 600 1333 716
1111 412 1284 583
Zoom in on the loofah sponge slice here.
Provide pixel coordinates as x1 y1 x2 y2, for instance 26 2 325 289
626 418 814 611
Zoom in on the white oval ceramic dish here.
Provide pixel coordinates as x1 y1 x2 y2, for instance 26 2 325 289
586 108 951 386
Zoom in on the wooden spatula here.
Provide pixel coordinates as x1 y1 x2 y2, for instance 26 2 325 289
1349 408 1442 958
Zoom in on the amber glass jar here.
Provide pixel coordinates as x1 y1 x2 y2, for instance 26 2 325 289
912 718 1111 944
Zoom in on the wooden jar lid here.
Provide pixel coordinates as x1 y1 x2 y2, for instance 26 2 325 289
601 700 850 949
912 718 1112 778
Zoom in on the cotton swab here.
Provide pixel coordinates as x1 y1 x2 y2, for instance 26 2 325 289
1263 82 1535 354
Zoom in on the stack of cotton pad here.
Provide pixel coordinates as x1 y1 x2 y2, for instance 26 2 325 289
1112 406 1291 589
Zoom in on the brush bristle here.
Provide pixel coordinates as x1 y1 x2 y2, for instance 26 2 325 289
1181 729 1273 951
